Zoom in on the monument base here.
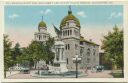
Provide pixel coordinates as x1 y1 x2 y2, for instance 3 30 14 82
49 61 68 74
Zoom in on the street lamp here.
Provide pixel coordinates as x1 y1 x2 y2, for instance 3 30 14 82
72 55 81 78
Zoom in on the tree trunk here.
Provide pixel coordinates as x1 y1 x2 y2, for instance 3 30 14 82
4 70 6 78
121 65 124 77
34 62 37 69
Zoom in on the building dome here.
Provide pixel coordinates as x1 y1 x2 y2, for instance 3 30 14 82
38 21 47 28
60 10 80 29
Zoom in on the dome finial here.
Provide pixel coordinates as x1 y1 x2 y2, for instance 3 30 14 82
68 5 72 14
42 16 43 21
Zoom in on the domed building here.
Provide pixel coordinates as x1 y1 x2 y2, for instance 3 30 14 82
34 7 100 70
59 8 81 69
34 18 50 42
59 7 99 70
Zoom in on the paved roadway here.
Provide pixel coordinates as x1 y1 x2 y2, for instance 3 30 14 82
6 70 113 79
85 70 113 78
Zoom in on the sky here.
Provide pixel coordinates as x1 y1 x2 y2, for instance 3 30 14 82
4 5 123 51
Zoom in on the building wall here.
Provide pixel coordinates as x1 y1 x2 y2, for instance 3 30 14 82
62 38 80 70
60 20 80 70
80 42 99 69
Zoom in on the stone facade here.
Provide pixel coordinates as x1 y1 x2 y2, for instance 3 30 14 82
80 41 99 69
34 7 99 70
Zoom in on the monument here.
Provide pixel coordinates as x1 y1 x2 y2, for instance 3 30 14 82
52 41 68 73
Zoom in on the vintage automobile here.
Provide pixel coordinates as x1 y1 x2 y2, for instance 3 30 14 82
95 65 104 72
20 67 30 74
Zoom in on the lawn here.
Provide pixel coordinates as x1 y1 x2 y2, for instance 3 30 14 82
111 72 124 78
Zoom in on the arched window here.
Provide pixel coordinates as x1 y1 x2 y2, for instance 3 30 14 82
87 48 90 56
65 30 67 36
93 50 96 56
75 44 78 50
39 35 41 40
56 49 59 61
61 48 64 60
80 47 84 56
68 44 70 50
70 30 72 35
65 44 67 50
67 58 69 64
68 30 69 36
87 58 90 63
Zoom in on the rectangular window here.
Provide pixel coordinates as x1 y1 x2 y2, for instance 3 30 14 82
87 58 90 63
67 58 68 64
68 30 69 36
68 44 70 50
39 35 41 40
65 44 67 50
63 31 65 36
75 44 78 50
65 30 67 36
70 30 72 35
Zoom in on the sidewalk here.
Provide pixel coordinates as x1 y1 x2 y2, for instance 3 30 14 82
6 71 20 77
85 70 113 78
6 70 113 79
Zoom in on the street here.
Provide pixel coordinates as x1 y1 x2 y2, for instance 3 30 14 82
6 70 113 79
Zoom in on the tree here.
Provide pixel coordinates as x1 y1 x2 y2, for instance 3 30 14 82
26 37 55 69
16 47 33 68
13 36 55 70
101 25 123 76
12 43 22 65
4 35 13 78
45 37 55 65
27 41 44 69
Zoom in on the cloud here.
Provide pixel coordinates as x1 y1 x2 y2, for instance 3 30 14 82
40 9 52 15
108 12 122 19
77 11 86 18
8 14 19 19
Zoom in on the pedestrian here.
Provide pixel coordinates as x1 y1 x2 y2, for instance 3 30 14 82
85 67 88 74
10 67 12 75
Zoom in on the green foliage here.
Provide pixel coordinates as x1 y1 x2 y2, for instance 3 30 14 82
101 25 123 71
4 35 14 77
112 72 124 78
45 37 55 64
4 33 55 72
12 43 22 64
4 35 13 69
19 37 55 68
16 47 32 67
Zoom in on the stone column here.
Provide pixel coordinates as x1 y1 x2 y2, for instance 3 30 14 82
54 48 57 62
61 48 63 60
59 48 61 61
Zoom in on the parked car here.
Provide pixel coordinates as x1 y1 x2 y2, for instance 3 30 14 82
20 67 30 74
95 65 104 72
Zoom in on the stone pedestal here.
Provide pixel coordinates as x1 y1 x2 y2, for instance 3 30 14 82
53 41 68 73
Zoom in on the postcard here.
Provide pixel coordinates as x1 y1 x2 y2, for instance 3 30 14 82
0 1 128 82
